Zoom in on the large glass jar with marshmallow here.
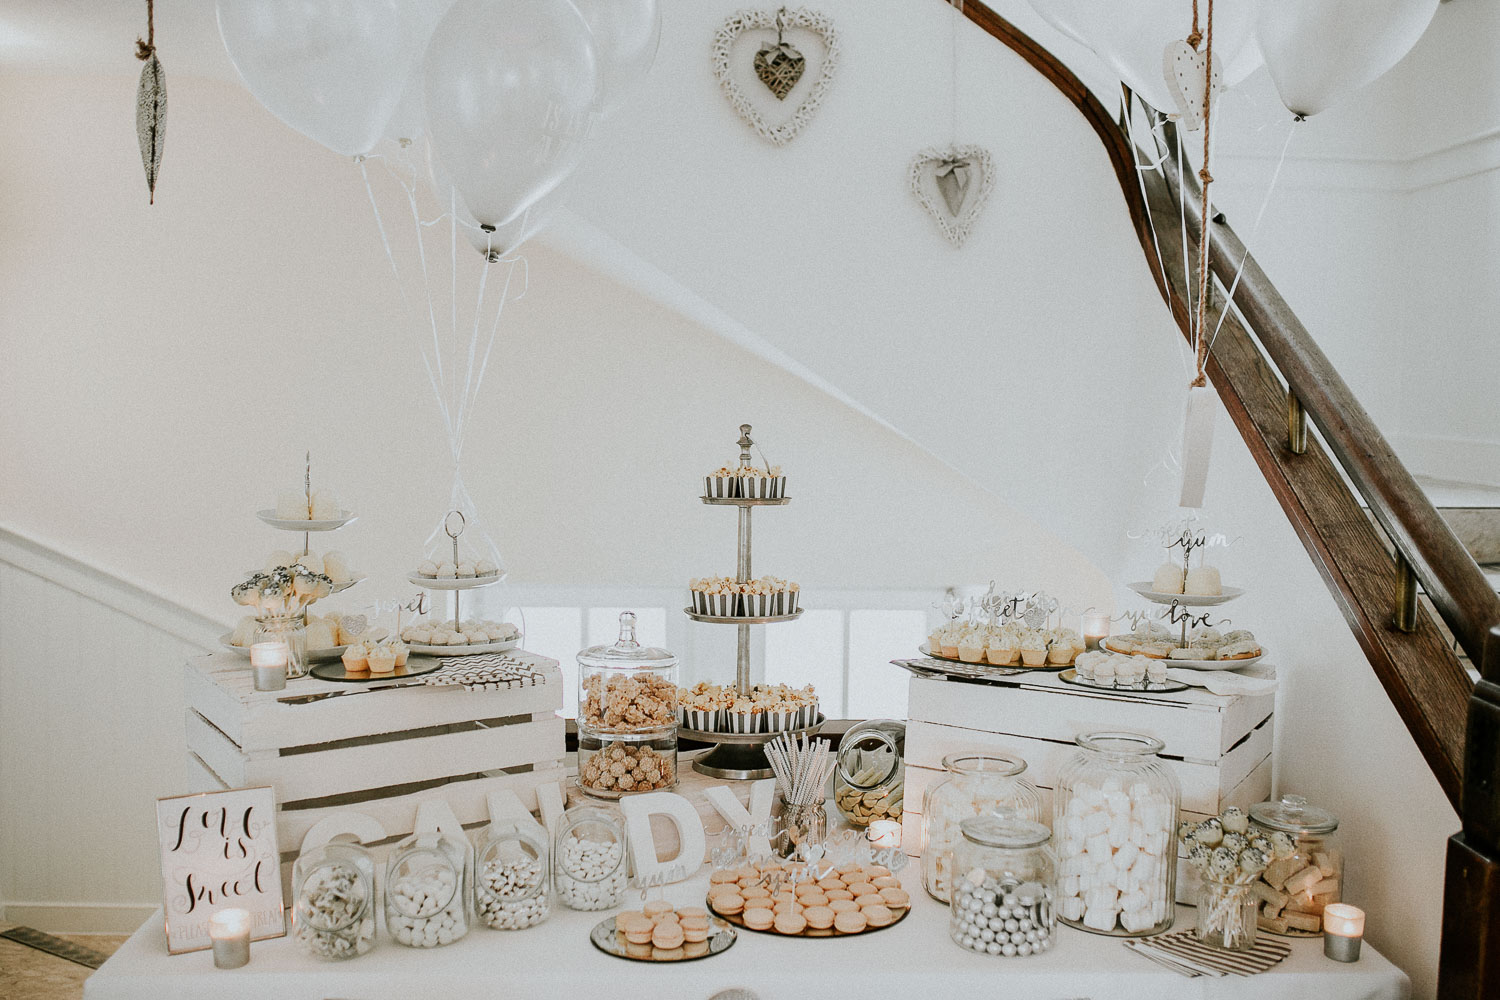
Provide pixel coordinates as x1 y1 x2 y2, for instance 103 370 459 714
920 753 1042 903
1053 731 1180 936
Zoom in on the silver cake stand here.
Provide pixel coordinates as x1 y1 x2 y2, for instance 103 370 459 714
683 424 820 779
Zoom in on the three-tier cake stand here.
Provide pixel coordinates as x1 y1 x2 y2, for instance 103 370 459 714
679 424 823 779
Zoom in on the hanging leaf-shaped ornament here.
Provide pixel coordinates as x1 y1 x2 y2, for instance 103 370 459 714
136 52 166 203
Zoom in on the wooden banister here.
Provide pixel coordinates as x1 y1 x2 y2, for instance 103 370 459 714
951 1 1498 807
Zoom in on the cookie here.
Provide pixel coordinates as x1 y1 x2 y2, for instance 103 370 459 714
854 893 883 909
800 904 833 929
879 887 910 908
678 907 708 922
864 865 892 878
794 882 823 898
798 892 829 908
743 907 775 930
774 911 808 935
833 909 868 933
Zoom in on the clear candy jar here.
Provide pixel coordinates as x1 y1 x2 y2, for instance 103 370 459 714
385 831 471 948
254 614 307 678
554 806 628 911
476 823 552 930
577 732 677 798
576 613 677 797
949 815 1056 958
834 719 905 828
1248 794 1342 937
1053 731 1180 936
291 843 376 960
1197 876 1258 952
920 753 1042 903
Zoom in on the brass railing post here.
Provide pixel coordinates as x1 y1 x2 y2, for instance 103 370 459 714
1394 555 1419 632
1287 392 1308 455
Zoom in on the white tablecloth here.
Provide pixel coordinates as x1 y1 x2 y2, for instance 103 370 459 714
86 872 1409 1000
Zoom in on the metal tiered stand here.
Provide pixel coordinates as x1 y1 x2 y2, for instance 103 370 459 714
680 424 823 779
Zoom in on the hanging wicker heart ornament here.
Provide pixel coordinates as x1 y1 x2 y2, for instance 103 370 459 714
1162 39 1223 132
713 8 839 146
755 40 805 99
909 144 996 247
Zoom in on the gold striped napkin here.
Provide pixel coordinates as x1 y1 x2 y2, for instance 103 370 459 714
1125 930 1292 977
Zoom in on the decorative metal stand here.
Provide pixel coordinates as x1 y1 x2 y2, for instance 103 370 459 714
682 424 821 779
405 510 504 631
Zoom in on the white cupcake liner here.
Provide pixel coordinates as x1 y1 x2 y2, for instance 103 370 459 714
737 476 759 499
787 591 800 614
769 476 786 499
767 709 792 732
705 475 738 499
730 710 755 734
688 708 714 731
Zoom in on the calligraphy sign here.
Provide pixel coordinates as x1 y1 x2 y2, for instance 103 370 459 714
155 786 285 954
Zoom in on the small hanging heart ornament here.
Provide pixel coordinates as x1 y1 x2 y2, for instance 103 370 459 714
713 7 839 146
1163 40 1223 131
909 144 995 247
339 614 368 638
754 10 805 100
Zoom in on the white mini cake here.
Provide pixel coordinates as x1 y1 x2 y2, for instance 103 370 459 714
476 559 498 577
295 552 324 575
437 561 458 579
264 549 294 573
310 489 340 520
1184 565 1222 596
322 550 352 584
276 490 309 520
1151 562 1185 595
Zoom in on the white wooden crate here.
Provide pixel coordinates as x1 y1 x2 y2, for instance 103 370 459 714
184 650 566 868
899 670 1274 902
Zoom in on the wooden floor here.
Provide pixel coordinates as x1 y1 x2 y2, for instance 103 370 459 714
0 922 131 1000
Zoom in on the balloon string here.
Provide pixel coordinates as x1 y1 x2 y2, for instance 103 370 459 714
455 255 523 462
1190 0 1215 389
450 188 459 464
1188 0 1201 49
1207 122 1296 354
452 237 493 461
360 157 454 445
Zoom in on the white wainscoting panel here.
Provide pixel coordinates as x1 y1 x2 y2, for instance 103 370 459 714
0 528 217 934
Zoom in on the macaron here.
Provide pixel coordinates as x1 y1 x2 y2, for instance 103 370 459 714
834 909 869 933
828 899 858 913
743 907 775 930
774 911 808 935
872 876 900 889
863 904 896 927
879 887 911 908
741 885 771 900
651 922 684 949
682 923 709 943
825 889 854 901
677 907 708 922
643 900 674 918
713 893 745 915
845 882 876 898
710 869 738 884
803 905 836 929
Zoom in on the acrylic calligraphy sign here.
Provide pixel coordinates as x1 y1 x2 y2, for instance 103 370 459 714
155 786 284 954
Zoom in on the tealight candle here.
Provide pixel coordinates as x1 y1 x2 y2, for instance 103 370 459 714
209 908 251 969
1323 903 1364 962
868 820 901 850
250 641 288 692
1082 611 1111 651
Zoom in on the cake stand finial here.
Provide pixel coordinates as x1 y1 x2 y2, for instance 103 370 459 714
738 424 753 460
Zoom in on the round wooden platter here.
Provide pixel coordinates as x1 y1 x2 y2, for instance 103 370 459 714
706 894 911 939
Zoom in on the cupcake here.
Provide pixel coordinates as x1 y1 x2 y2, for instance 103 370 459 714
937 625 962 659
1146 659 1169 685
1092 656 1117 684
367 645 397 674
957 631 986 663
986 634 1019 666
1046 636 1075 666
1019 631 1048 667
341 643 369 672
391 641 409 667
927 628 946 654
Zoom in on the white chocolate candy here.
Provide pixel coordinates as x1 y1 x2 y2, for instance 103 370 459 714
555 837 626 911
387 867 467 948
293 865 375 960
478 855 550 930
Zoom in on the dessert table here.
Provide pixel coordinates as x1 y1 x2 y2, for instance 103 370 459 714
86 872 1409 1000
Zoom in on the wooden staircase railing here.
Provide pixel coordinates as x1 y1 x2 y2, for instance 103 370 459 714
949 4 1500 996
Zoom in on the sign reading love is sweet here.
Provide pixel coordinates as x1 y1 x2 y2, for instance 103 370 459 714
155 787 285 954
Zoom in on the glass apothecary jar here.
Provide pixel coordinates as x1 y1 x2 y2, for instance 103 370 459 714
385 831 471 948
1053 731 1180 936
254 614 307 678
554 806 628 911
476 823 552 930
834 720 905 828
949 816 1056 958
921 753 1042 903
291 843 376 960
578 612 678 737
577 731 677 798
1248 794 1342 937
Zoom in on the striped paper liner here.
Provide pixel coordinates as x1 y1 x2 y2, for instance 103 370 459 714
425 652 549 691
1125 929 1291 977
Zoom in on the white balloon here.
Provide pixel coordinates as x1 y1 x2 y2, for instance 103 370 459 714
382 0 457 144
1257 0 1437 117
1024 0 1093 46
423 0 598 229
422 137 562 260
216 0 410 157
571 0 660 117
1089 0 1263 113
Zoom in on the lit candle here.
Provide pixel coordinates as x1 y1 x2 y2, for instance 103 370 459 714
868 820 901 850
209 908 251 969
250 641 288 692
1082 611 1112 651
1323 903 1365 962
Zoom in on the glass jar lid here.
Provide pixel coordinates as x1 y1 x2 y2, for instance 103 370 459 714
1075 731 1166 758
1249 793 1338 835
940 752 1028 778
576 612 676 670
837 720 904 788
960 815 1052 850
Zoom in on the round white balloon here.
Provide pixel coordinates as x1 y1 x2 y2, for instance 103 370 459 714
1091 0 1263 113
382 0 459 144
216 0 410 156
1024 0 1094 46
423 137 563 260
423 0 598 230
571 0 660 117
1257 0 1437 117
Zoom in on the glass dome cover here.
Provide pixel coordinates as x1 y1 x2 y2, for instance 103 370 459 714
577 612 676 670
1249 793 1339 836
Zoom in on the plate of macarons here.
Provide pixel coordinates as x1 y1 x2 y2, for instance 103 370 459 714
1102 628 1264 671
590 903 736 963
706 858 912 938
